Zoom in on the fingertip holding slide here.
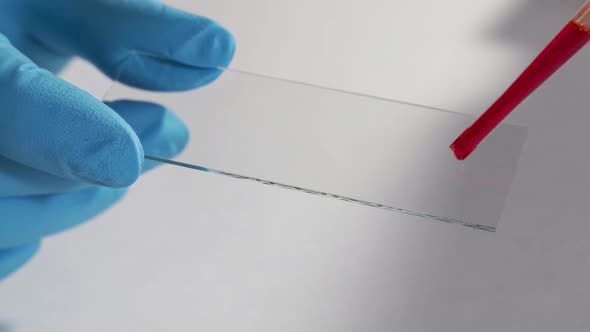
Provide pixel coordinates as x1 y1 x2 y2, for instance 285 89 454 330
147 6 236 69
106 100 189 172
30 90 146 189
192 21 236 69
114 20 235 91
108 100 189 155
115 56 225 91
92 4 236 91
20 1 236 91
78 121 144 188
0 36 143 189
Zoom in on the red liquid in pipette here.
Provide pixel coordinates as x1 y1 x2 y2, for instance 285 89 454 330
451 21 590 160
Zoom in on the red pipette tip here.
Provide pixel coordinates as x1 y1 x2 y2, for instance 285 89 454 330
450 124 481 160
450 1 590 160
449 141 471 161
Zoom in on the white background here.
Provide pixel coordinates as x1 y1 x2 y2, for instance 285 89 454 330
1 0 590 331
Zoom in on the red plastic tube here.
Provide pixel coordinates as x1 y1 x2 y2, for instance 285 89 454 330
451 2 590 160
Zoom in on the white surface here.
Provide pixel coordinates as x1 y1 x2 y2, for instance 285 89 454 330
2 0 590 331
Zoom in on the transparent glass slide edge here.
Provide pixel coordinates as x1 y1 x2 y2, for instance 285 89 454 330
104 66 527 232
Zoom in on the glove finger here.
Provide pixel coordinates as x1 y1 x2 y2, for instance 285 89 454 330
24 0 235 91
0 100 189 197
112 54 224 92
106 100 189 172
0 187 127 249
0 241 40 281
0 34 143 188
0 155 84 198
0 2 70 73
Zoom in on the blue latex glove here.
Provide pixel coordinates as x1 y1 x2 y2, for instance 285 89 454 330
0 0 235 280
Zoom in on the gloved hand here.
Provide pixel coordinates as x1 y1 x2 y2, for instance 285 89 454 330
0 0 235 280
